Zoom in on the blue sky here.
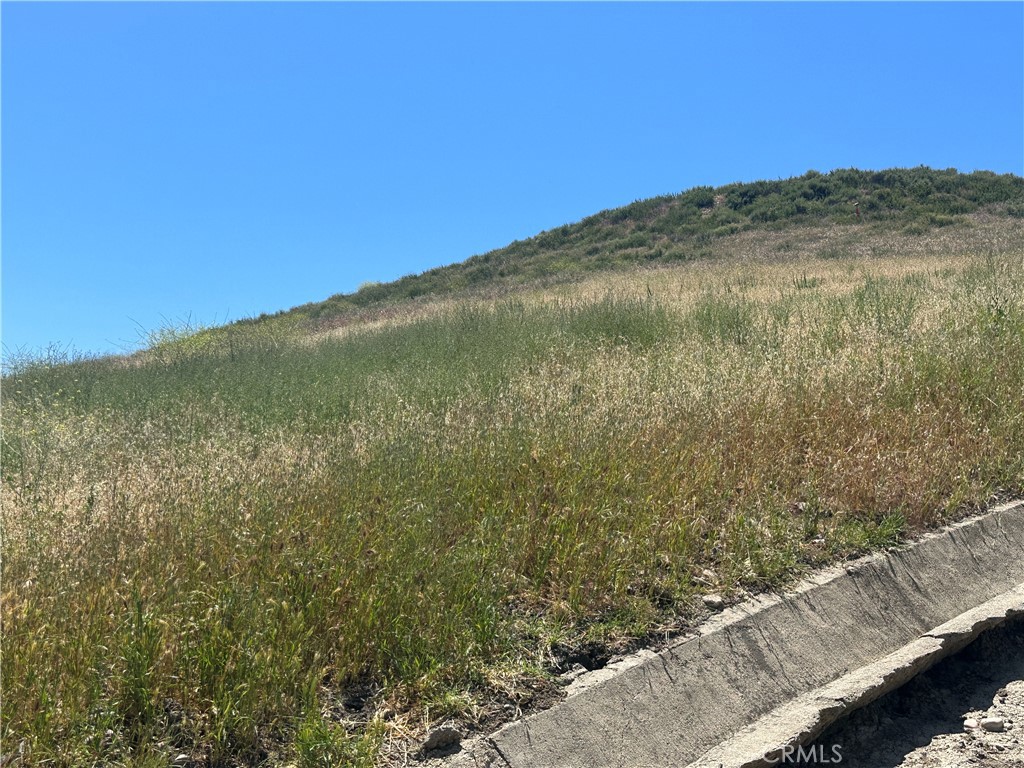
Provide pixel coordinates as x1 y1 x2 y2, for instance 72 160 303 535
3 2 1022 358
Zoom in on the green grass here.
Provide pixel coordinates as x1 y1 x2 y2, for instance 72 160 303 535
4 249 1024 763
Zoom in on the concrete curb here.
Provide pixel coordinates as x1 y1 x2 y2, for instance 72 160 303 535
444 501 1024 768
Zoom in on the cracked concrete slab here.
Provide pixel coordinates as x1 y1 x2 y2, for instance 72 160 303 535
442 501 1024 768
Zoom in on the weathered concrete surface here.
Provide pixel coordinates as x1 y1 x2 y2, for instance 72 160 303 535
689 584 1024 768
446 501 1024 768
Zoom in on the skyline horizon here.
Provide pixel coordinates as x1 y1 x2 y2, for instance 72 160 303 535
4 1 1022 358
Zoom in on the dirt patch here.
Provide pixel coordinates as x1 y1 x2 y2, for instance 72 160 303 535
799 618 1024 767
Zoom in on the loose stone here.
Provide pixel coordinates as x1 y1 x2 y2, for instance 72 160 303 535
702 594 725 610
981 717 1006 732
422 725 464 752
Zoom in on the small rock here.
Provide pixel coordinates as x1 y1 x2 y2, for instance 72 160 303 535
421 725 463 752
981 717 1006 732
964 718 981 730
702 594 725 610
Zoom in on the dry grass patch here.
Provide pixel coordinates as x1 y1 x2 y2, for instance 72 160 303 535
3 246 1023 766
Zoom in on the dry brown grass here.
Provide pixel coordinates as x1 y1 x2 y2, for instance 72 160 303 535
3 238 1023 766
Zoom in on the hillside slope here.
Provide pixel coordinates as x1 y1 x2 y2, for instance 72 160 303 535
3 167 1024 767
262 166 1023 329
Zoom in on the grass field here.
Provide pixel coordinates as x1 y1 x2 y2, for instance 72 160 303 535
3 224 1024 766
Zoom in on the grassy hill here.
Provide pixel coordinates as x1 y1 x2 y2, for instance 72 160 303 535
265 166 1023 326
3 167 1024 767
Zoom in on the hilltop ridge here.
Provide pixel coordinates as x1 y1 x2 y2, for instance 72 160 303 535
251 166 1023 330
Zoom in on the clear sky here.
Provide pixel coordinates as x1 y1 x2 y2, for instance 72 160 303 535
3 2 1022 358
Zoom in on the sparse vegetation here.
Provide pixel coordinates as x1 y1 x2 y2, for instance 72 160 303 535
3 168 1024 766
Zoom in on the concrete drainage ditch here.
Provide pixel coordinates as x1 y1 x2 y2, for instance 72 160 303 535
442 500 1024 768
795 616 1024 767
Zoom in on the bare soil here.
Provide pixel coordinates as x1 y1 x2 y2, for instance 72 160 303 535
798 618 1024 767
